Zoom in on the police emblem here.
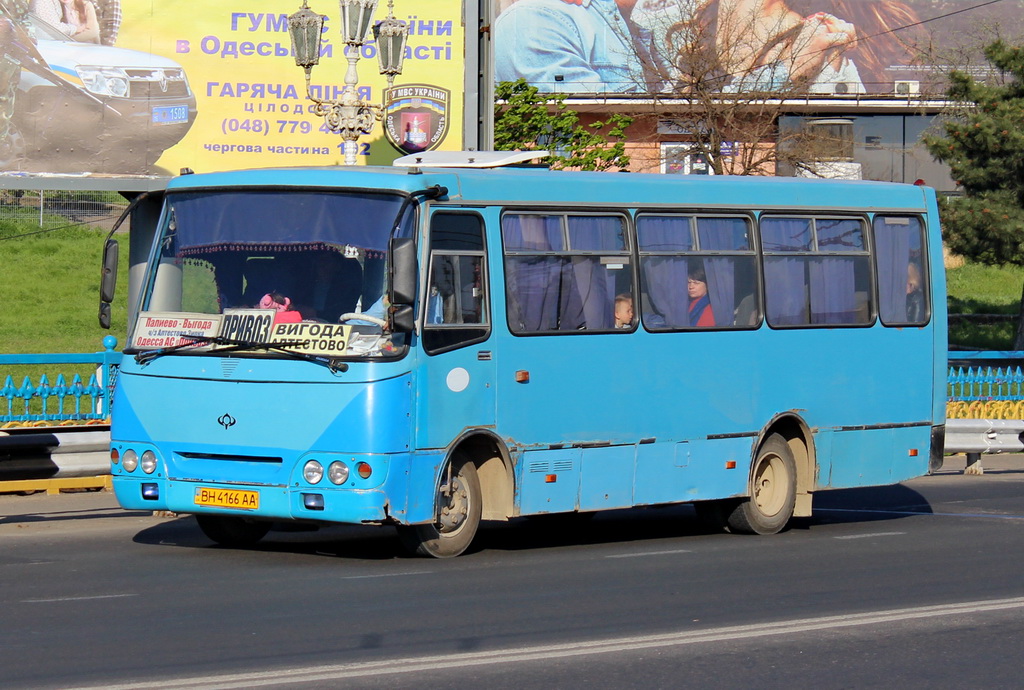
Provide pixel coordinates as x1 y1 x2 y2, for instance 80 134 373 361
382 84 450 154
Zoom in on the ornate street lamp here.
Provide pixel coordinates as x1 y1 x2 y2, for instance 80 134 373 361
288 0 409 166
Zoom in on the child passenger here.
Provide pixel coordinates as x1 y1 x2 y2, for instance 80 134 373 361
614 293 633 328
259 292 302 324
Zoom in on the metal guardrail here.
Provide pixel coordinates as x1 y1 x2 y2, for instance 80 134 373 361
0 336 119 425
943 418 1024 475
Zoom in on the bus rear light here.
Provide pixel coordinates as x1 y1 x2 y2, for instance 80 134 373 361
725 461 737 469
356 462 372 479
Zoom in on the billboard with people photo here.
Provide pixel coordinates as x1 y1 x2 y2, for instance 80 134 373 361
493 0 1024 95
0 0 464 175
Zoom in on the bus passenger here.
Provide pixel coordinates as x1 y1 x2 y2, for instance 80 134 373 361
614 293 633 328
259 292 302 324
906 262 924 322
688 265 715 327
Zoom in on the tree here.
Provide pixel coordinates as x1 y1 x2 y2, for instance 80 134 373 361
923 40 1024 347
493 79 632 172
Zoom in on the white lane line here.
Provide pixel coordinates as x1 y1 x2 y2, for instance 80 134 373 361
834 531 906 540
819 508 1024 520
23 593 139 603
68 595 1024 690
606 549 693 559
338 570 433 580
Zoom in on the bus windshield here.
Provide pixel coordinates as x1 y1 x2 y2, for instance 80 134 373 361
130 188 411 359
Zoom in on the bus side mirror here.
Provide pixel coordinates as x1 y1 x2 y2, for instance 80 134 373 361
99 238 119 329
389 237 416 307
390 304 415 333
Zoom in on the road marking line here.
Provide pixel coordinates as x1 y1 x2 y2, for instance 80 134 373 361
834 531 906 540
23 594 139 603
338 571 433 580
68 596 1024 690
819 508 1024 520
606 549 693 558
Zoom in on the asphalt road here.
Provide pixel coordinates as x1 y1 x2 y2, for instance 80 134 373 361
1 454 1023 690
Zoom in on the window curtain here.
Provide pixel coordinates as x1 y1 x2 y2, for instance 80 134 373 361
875 219 911 323
503 215 563 331
762 218 811 326
638 216 691 328
809 257 857 324
567 216 618 330
698 218 744 326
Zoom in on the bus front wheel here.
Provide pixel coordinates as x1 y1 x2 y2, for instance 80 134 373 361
196 515 270 547
397 456 482 558
727 434 797 535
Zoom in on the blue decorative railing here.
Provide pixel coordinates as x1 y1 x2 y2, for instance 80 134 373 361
2 344 1024 424
948 352 1024 402
0 336 120 425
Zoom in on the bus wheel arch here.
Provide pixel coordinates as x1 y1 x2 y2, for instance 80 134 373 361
453 431 515 521
397 431 513 558
726 415 815 534
758 414 815 518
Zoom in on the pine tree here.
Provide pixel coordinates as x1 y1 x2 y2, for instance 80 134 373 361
925 41 1024 347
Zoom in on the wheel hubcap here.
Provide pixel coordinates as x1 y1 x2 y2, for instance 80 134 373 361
437 475 469 533
753 454 786 517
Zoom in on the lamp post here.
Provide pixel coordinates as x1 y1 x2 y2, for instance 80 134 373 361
288 0 409 166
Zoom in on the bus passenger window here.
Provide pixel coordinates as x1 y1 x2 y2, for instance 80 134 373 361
875 216 928 326
762 216 872 327
638 214 759 330
503 213 632 334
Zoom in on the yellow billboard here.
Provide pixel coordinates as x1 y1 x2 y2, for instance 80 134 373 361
0 0 464 175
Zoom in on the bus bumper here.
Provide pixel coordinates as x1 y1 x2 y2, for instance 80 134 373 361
113 476 395 525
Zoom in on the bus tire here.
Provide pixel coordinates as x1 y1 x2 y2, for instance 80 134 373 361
727 433 797 535
397 456 482 558
196 515 270 547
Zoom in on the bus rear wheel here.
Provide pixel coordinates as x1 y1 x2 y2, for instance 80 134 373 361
196 515 270 547
727 434 797 535
397 456 482 558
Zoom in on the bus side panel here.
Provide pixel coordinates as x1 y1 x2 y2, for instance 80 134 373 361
579 444 634 512
633 441 687 505
824 426 930 488
517 448 581 514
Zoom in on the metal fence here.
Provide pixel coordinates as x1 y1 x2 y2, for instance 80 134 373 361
0 337 120 427
947 352 1024 420
0 189 129 230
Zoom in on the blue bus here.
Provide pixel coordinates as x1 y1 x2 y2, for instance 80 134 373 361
103 152 946 557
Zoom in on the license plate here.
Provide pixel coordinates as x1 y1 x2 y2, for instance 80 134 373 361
152 105 189 125
194 487 259 510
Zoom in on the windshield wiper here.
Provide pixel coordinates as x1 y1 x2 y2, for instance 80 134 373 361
134 336 349 372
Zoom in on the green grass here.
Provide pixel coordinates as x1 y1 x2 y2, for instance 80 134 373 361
946 262 1024 350
1 220 130 403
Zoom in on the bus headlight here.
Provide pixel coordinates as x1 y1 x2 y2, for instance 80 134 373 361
141 450 158 474
122 449 139 472
328 461 350 485
303 460 324 484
